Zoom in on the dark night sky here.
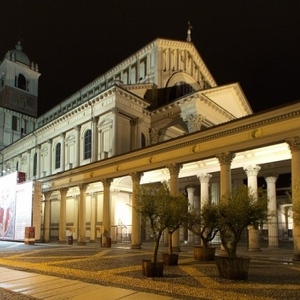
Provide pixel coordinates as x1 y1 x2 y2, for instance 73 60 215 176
1 0 300 116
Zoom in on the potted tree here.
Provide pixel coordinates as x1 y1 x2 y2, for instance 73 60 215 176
162 192 189 265
136 182 183 276
187 202 219 261
215 185 268 280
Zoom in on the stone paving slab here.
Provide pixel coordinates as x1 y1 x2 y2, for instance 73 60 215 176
0 241 298 300
0 267 179 300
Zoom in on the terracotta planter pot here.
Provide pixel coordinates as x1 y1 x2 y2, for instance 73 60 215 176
193 246 216 261
142 260 164 277
162 253 179 265
215 255 250 280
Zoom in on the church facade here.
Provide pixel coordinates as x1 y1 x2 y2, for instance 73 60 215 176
1 36 300 259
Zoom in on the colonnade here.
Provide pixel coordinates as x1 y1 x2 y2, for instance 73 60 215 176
41 141 300 260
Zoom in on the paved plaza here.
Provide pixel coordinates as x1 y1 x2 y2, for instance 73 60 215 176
0 240 298 299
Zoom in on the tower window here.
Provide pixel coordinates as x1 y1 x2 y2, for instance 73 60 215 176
55 143 61 169
84 129 92 160
17 74 27 91
12 116 18 131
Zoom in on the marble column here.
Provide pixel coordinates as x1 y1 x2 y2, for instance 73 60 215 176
130 172 143 249
198 173 212 246
198 173 212 207
216 152 235 199
286 136 300 260
43 191 52 243
186 186 195 244
89 193 97 242
167 164 182 252
78 184 88 245
101 179 112 246
216 152 234 251
59 188 68 243
244 165 261 251
265 176 279 249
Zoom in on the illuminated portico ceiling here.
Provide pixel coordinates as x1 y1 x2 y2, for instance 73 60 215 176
140 143 291 183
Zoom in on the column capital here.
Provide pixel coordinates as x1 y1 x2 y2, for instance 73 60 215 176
286 136 300 152
110 107 119 114
149 128 160 144
186 186 195 193
101 178 113 188
60 188 69 197
197 173 212 184
183 113 206 133
130 172 143 182
216 152 235 165
130 117 140 126
78 183 89 192
243 165 261 177
167 163 182 176
74 125 81 131
265 176 278 184
91 116 99 123
43 191 52 200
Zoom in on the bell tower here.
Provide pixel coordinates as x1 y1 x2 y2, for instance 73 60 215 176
0 41 40 117
0 41 40 150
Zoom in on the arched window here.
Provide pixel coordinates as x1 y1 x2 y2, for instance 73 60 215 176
84 130 92 160
17 74 27 90
55 143 61 169
33 153 37 177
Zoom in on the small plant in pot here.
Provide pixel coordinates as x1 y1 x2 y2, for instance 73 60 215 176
136 182 183 277
215 185 268 280
187 202 219 261
162 191 189 266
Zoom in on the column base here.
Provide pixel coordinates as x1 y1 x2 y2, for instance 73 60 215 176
78 241 87 246
59 240 66 244
248 248 262 252
293 253 300 261
267 246 279 250
172 246 181 252
131 244 141 249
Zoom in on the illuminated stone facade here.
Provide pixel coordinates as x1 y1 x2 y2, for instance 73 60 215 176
0 38 298 258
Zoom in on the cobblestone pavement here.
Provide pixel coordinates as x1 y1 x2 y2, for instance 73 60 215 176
0 240 299 300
